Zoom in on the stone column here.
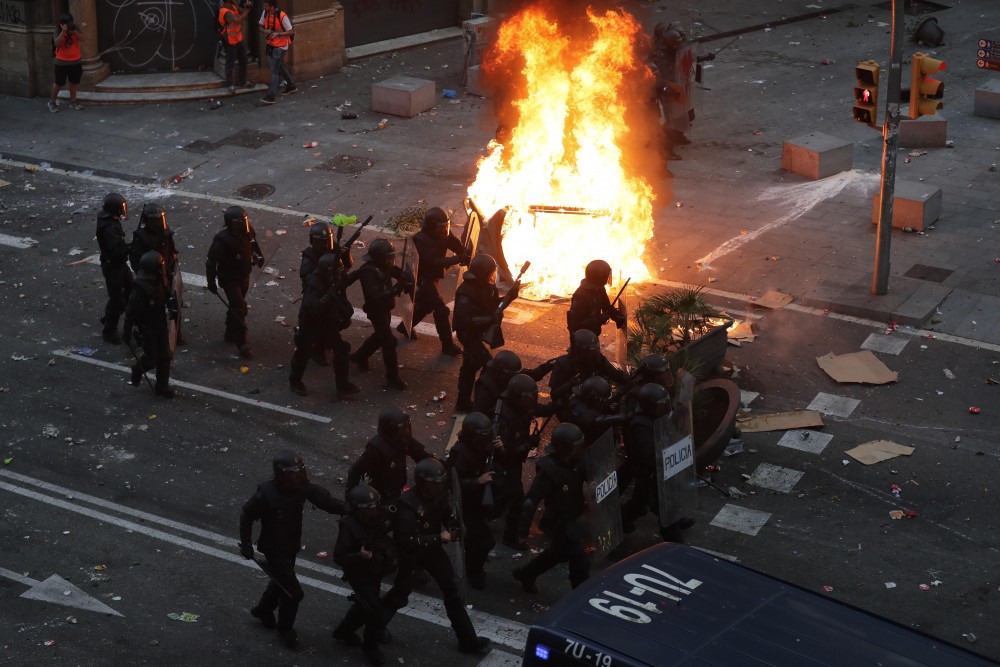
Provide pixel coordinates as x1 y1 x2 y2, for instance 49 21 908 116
68 0 109 86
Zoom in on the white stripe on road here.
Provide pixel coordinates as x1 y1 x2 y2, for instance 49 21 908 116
80 254 208 287
0 470 528 653
53 349 333 424
0 232 38 249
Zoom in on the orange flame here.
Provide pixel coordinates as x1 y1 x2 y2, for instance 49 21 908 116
468 4 661 299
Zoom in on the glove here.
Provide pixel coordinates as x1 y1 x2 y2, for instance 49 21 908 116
239 542 254 560
612 307 628 329
459 253 471 267
207 281 218 294
508 283 520 301
254 255 265 269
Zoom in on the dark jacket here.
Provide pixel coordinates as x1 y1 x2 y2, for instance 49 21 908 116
495 401 536 468
130 227 177 276
353 260 403 316
239 480 348 558
453 278 499 335
412 230 465 284
300 245 352 291
549 352 631 404
96 212 130 267
334 515 397 584
519 455 586 539
206 225 259 285
393 488 454 559
123 274 168 337
345 436 429 503
567 279 615 335
445 440 491 514
299 268 352 331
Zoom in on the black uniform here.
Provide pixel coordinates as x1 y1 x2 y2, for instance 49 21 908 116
206 224 261 350
620 412 658 533
445 439 495 583
562 395 626 447
453 277 501 411
516 454 590 588
494 401 538 544
567 278 623 337
345 436 429 506
130 220 183 344
351 259 406 384
289 266 354 394
549 352 630 414
239 480 348 633
300 245 352 290
96 210 133 339
411 228 465 345
123 268 171 393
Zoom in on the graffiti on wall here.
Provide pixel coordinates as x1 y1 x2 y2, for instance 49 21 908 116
0 0 26 26
97 0 219 72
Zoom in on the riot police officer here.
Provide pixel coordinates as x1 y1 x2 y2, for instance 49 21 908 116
349 238 412 390
206 206 264 359
472 350 522 416
346 407 430 507
494 373 545 550
513 423 590 592
567 259 627 338
563 375 627 446
122 251 174 398
288 253 359 398
403 207 466 357
96 192 132 344
332 485 397 666
445 412 496 590
621 353 673 414
129 202 185 346
453 253 518 413
621 383 669 534
300 221 352 366
382 458 491 654
239 450 349 649
549 329 630 415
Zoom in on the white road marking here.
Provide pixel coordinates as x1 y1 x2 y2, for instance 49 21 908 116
79 255 209 287
0 566 124 617
53 349 333 424
0 470 529 651
709 504 772 536
776 429 833 455
0 232 38 249
747 463 805 493
807 392 860 419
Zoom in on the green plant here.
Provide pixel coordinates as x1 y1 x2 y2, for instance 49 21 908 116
626 286 720 371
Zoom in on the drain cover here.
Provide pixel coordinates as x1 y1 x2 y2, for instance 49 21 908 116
235 183 275 200
903 263 953 283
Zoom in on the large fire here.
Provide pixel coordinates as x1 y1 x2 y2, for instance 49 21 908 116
467 3 662 299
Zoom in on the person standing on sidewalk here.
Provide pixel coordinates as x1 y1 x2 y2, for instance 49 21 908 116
48 13 85 112
219 0 252 94
259 0 297 104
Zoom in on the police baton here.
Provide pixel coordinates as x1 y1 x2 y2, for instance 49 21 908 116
252 556 294 599
124 338 155 393
211 290 230 309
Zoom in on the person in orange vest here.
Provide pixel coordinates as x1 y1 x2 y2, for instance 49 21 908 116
219 0 252 94
48 13 85 113
259 0 297 104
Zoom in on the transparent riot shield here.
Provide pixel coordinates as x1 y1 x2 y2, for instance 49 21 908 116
655 370 697 530
166 266 182 361
248 228 281 292
458 199 482 287
448 471 467 599
395 238 418 337
582 428 623 561
613 278 629 372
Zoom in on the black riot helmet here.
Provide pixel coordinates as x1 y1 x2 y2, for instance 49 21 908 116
139 203 167 234
487 350 522 383
549 423 585 462
655 22 685 51
502 374 538 414
272 449 309 490
224 206 250 236
103 192 127 219
585 259 612 286
637 382 671 417
414 457 448 501
574 375 612 408
364 238 395 267
317 253 340 282
460 411 493 452
570 329 602 368
309 222 333 252
422 207 451 239
639 353 674 388
468 254 498 285
138 250 165 279
348 485 382 526
377 406 412 446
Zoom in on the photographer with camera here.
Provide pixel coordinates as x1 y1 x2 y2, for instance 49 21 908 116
219 0 253 94
48 13 85 113
259 0 297 104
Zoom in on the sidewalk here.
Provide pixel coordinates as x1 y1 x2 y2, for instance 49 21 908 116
2 0 998 343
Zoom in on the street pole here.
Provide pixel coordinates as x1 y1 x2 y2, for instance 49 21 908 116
872 0 903 295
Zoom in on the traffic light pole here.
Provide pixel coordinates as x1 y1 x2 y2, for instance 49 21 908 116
872 0 903 295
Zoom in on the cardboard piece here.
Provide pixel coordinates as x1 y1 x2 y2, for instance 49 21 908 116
755 290 794 309
845 440 915 465
727 320 756 344
445 413 466 453
737 410 824 433
817 350 898 384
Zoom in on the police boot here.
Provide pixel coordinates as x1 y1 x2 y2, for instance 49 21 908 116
396 322 417 340
441 341 463 357
155 384 176 399
349 351 369 372
250 606 277 629
102 328 122 345
467 571 486 590
278 628 299 650
512 567 537 594
130 364 143 387
311 349 330 367
457 637 491 654
337 382 361 399
289 380 308 397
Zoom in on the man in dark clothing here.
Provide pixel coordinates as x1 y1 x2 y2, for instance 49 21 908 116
239 450 349 649
566 259 627 338
206 206 264 360
345 407 430 507
96 192 132 344
513 423 590 593
122 251 174 398
549 329 630 417
288 253 359 399
453 253 518 413
382 458 491 655
129 202 185 346
472 350 554 417
562 375 628 447
349 238 411 390
445 412 496 590
332 485 398 666
401 207 466 357
300 221 353 367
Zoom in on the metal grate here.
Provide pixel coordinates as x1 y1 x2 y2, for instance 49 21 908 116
235 183 276 200
903 263 953 283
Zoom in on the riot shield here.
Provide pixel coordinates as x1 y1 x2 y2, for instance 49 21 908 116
655 370 697 530
248 228 281 293
614 279 629 372
457 200 482 287
582 428 623 561
395 237 418 337
448 471 467 599
166 267 183 360
670 42 699 133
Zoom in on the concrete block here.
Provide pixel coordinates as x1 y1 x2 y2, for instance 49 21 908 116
899 114 947 147
871 179 942 232
782 132 853 180
372 77 435 118
466 65 489 97
974 80 1000 119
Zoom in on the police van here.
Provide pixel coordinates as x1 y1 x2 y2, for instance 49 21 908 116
522 543 997 666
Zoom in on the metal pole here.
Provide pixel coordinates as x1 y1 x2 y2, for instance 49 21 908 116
872 0 903 295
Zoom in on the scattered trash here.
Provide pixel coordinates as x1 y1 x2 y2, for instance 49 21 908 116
738 410 823 433
3 458 12 465
963 633 977 644
727 486 747 498
74 347 97 357
845 441 914 465
890 484 901 498
44 640 56 647
11 354 35 361
918 584 930 591
884 582 896 589
425 412 436 418
42 425 59 438
94 565 107 571
316 551 329 558
442 89 458 99
822 585 834 592
275 229 287 235
167 612 199 622
68 248 84 256
240 366 250 374
431 391 447 402
304 141 319 148
264 281 279 287
375 119 389 130
111 595 121 600
341 112 358 120
817 350 897 385
969 406 981 414
723 438 744 457
208 99 222 110
888 509 917 519
66 616 77 624
943 368 956 380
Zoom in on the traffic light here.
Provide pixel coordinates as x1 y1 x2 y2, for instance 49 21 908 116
909 52 945 119
853 60 879 124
